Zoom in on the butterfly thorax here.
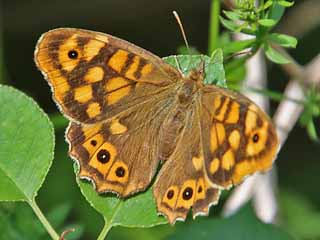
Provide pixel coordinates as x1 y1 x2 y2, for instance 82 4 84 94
177 69 204 105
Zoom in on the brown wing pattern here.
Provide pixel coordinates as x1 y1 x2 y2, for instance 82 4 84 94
200 86 279 189
34 28 181 124
67 87 176 197
153 103 220 224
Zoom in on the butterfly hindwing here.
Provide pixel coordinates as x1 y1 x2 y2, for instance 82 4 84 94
34 28 181 124
200 86 279 189
153 103 220 224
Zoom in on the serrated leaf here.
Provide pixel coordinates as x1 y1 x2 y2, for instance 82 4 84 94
0 85 54 202
258 19 277 27
163 51 226 87
166 204 294 240
264 44 291 64
268 33 297 48
75 52 227 231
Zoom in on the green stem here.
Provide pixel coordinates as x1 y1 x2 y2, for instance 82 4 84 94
97 218 112 240
208 0 221 55
97 201 122 240
28 199 60 240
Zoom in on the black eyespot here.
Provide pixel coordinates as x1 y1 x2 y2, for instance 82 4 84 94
97 149 110 163
182 187 193 200
68 50 78 59
115 166 125 177
198 186 203 193
252 133 259 143
90 140 97 146
167 190 174 199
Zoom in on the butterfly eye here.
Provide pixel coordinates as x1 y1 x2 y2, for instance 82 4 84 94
252 133 259 143
68 50 79 59
97 149 110 163
182 187 193 200
115 166 126 177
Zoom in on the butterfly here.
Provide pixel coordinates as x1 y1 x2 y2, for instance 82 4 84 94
34 28 279 224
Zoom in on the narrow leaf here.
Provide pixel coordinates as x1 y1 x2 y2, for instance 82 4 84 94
219 16 239 32
258 19 277 27
278 1 294 7
268 33 297 48
223 10 241 21
222 39 256 56
264 44 291 64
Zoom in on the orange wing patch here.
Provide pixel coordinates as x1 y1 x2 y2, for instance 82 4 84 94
107 49 128 73
203 91 278 189
84 66 104 83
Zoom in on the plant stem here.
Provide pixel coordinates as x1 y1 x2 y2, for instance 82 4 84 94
208 0 221 54
29 199 59 240
97 218 112 240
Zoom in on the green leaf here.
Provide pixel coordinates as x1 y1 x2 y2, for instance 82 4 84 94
261 0 273 11
306 120 318 141
0 85 54 202
222 39 256 56
258 19 277 27
166 204 294 240
77 164 166 228
219 16 239 32
278 1 294 7
164 50 226 87
268 33 297 48
269 1 286 22
223 10 241 21
263 44 291 64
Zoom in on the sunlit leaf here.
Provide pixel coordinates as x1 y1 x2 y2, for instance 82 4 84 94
0 85 54 202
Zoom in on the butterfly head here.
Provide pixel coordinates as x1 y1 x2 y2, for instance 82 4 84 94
186 60 205 85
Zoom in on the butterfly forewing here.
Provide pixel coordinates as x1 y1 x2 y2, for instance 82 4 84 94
34 28 181 124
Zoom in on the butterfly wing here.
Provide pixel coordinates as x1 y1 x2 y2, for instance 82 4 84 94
153 103 220 224
35 28 181 124
200 86 279 189
67 86 177 197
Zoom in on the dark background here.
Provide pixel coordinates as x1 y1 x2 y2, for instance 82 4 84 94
1 0 320 239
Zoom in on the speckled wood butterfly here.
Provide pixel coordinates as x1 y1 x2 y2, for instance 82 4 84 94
34 28 279 224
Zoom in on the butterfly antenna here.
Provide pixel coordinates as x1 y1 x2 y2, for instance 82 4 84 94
173 11 190 55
